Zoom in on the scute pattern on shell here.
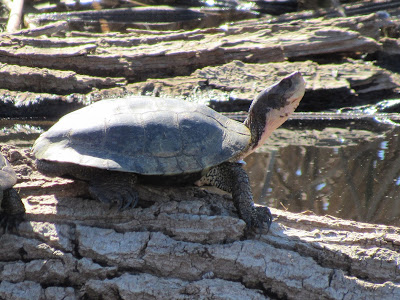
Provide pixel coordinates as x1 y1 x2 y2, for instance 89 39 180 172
33 96 251 175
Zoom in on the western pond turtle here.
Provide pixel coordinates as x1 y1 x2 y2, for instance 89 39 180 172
33 72 305 230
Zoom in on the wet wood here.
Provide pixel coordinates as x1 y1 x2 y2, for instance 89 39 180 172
1 145 400 299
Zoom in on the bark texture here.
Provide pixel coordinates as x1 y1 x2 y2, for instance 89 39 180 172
1 145 400 300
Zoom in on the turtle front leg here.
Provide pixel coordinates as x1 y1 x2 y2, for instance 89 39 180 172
198 162 272 230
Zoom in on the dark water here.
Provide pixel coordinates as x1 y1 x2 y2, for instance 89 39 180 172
246 125 400 227
2 118 400 227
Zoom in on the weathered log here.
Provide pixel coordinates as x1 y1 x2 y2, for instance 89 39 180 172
96 60 400 112
339 0 400 17
1 59 399 118
0 63 126 94
0 12 395 119
1 144 400 299
238 12 394 40
0 30 285 80
0 13 395 119
0 13 386 81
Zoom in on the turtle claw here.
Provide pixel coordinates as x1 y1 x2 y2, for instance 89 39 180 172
243 206 273 233
254 206 273 232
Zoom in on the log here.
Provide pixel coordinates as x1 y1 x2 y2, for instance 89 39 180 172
0 12 397 118
1 143 400 299
0 14 386 81
0 63 126 94
1 59 399 118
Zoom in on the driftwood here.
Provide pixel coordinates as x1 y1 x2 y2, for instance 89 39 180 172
1 143 400 299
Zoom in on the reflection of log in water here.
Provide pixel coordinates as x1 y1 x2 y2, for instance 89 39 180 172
247 127 400 226
258 150 277 204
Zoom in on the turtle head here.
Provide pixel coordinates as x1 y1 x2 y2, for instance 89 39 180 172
241 71 305 158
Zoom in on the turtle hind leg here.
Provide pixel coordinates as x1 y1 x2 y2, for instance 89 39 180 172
199 162 272 231
0 188 25 233
88 172 139 211
36 160 139 210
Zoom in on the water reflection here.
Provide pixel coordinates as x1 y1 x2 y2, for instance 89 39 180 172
246 127 400 227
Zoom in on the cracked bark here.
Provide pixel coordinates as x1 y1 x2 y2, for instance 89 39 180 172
1 146 400 300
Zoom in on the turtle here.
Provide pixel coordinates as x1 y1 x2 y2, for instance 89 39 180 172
0 154 25 232
33 71 305 230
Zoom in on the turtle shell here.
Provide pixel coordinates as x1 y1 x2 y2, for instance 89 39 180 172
0 155 17 190
33 96 251 175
